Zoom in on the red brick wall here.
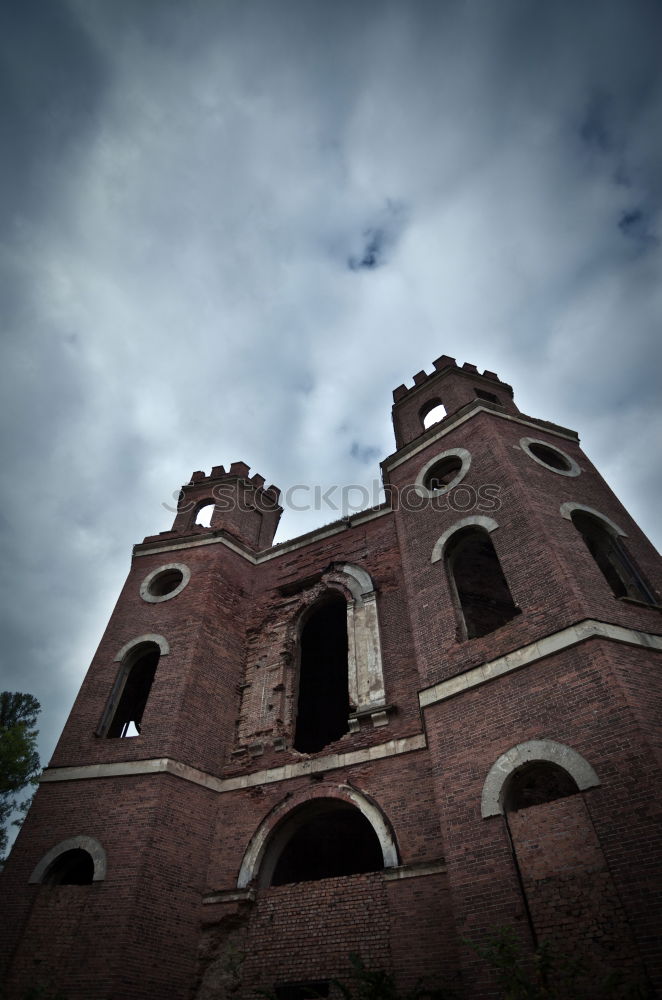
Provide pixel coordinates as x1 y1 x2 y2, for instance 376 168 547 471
49 541 254 777
1 773 216 1000
3 359 661 1000
423 639 662 996
509 796 642 986
196 871 458 999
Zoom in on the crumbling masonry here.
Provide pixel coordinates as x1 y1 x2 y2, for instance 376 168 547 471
2 356 661 999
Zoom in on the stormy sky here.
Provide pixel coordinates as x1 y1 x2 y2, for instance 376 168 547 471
1 0 661 824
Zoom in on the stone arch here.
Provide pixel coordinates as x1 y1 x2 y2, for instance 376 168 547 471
481 739 600 818
561 503 655 603
559 502 626 537
113 634 170 661
29 836 107 884
431 515 499 564
237 783 399 888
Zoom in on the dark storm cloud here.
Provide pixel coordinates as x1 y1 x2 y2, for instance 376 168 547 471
0 0 107 219
1 0 661 852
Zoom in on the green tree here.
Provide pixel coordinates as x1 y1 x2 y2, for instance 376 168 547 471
0 692 41 861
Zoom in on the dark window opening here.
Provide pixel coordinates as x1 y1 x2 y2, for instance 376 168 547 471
420 400 446 429
106 647 160 738
571 511 655 604
271 803 384 886
43 849 94 885
424 455 462 491
294 596 349 753
529 442 571 471
147 568 184 597
446 528 519 639
475 389 500 404
275 982 330 1000
504 762 579 813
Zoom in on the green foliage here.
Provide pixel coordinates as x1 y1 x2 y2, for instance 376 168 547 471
333 953 458 1000
0 691 41 861
469 927 651 1000
259 939 649 1000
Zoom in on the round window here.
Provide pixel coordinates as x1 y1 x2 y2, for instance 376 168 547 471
424 455 463 491
520 438 580 477
140 563 191 603
148 568 183 596
415 447 471 498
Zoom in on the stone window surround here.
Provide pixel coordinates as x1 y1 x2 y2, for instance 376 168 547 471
430 515 500 564
559 502 626 537
414 447 472 499
286 564 387 730
29 836 107 884
480 739 600 818
236 782 399 888
140 563 191 603
520 437 581 477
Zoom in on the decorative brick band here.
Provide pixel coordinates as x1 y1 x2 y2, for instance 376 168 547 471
419 620 662 709
39 734 427 792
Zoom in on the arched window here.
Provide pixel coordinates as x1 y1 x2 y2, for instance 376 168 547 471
503 761 579 813
294 595 349 753
268 801 385 886
481 739 600 818
195 502 215 527
420 400 447 429
445 527 519 639
42 848 95 885
100 640 163 738
571 510 655 604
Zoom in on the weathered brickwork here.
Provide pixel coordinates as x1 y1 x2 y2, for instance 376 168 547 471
1 357 660 1000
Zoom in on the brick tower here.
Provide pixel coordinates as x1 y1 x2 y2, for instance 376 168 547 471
1 357 661 1000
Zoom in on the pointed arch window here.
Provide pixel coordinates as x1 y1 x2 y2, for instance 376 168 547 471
294 594 349 753
445 526 519 639
570 509 655 605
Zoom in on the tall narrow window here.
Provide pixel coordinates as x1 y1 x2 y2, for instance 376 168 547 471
294 595 349 753
571 511 655 604
446 527 519 639
106 645 160 738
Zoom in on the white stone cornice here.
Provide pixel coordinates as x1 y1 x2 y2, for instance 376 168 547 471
39 733 427 792
419 620 662 709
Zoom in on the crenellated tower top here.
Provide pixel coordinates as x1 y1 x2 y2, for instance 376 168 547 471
165 461 283 551
391 354 518 449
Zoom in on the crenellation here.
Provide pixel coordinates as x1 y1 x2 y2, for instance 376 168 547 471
2 354 661 1000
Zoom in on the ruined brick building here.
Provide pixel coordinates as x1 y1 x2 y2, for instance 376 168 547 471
2 355 661 999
